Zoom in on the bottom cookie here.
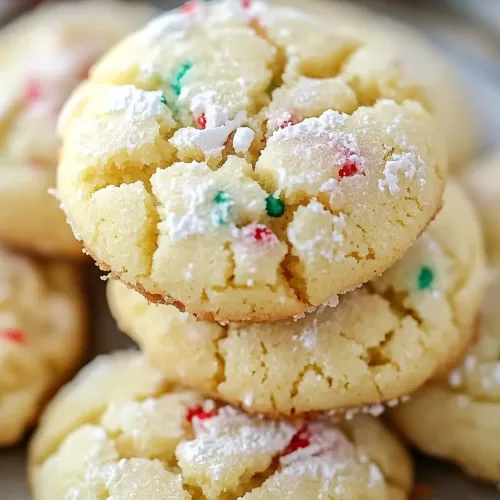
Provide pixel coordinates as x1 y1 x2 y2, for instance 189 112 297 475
30 351 414 500
390 267 500 483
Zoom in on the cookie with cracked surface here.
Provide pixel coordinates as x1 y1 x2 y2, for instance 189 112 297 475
0 246 86 446
275 0 477 170
461 152 500 262
29 350 414 500
107 182 483 418
57 0 446 323
0 0 156 257
389 266 500 483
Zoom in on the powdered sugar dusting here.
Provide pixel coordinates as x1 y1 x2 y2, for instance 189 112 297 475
170 111 247 157
177 405 296 480
233 127 255 153
269 109 348 144
288 199 347 264
298 319 318 350
104 85 171 121
155 163 218 241
379 151 425 194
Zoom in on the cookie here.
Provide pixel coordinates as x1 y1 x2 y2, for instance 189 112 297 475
0 246 86 446
274 0 477 170
57 0 446 323
107 181 483 418
29 350 414 500
389 266 500 483
0 0 155 256
461 152 500 262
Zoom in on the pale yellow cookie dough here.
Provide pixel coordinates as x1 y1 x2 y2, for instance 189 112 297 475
390 267 500 483
0 0 156 256
0 246 86 446
30 350 414 500
57 0 446 322
108 181 483 418
274 0 478 170
461 152 500 262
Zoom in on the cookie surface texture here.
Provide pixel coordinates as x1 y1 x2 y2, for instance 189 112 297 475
58 0 446 322
30 351 414 500
274 0 478 170
0 246 86 446
0 0 155 256
390 266 500 483
108 181 483 418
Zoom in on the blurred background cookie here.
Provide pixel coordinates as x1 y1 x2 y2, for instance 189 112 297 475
30 350 414 500
461 152 500 262
0 246 85 446
0 0 156 257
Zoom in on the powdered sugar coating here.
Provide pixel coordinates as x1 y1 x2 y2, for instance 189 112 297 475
57 0 445 323
31 351 414 499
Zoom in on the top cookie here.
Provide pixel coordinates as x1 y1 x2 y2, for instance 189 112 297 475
57 0 446 323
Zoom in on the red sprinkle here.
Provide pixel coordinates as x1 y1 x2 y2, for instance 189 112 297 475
1 329 27 344
242 0 251 9
186 405 218 422
197 113 207 129
338 160 359 178
180 0 197 14
281 426 311 456
252 225 274 242
24 79 43 103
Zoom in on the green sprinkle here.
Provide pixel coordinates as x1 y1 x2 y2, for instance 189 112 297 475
171 62 192 96
265 195 285 217
213 190 230 205
417 266 434 290
160 95 168 105
211 190 233 226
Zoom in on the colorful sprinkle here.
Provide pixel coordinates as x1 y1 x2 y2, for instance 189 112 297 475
338 160 359 178
242 0 251 9
281 426 311 456
212 190 233 226
197 113 207 129
186 405 218 422
265 195 285 218
160 95 168 105
279 117 295 129
171 62 192 96
252 224 274 243
1 329 27 344
180 0 197 14
417 266 434 290
24 79 43 103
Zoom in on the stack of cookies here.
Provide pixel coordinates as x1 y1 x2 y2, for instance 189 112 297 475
1 0 499 498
